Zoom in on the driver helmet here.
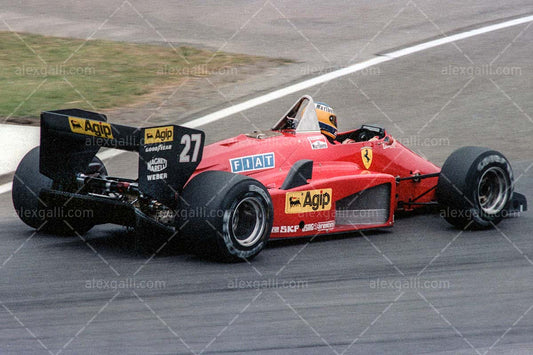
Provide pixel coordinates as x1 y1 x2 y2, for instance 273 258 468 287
315 102 337 140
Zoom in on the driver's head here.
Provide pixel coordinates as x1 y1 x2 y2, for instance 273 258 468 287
316 102 337 140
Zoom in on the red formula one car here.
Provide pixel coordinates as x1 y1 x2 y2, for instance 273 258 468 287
12 96 527 261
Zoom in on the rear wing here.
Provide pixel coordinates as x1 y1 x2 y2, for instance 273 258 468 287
40 109 204 207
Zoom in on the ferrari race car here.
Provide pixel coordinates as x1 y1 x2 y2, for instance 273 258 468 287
12 96 527 261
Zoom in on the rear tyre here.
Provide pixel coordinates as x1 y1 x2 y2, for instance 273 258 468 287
177 171 273 262
12 146 107 235
436 146 513 229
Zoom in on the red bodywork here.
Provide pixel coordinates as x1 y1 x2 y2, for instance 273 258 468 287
194 128 440 239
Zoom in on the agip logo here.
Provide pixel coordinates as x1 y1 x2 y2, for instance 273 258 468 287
144 126 174 144
285 188 332 214
69 117 113 139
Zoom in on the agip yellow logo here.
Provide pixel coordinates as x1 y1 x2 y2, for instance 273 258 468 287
361 147 373 169
69 117 113 139
144 126 174 144
285 188 332 214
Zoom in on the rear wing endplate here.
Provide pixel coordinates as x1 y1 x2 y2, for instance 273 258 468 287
40 109 204 207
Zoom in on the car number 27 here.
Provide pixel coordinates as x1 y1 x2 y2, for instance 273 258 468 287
179 133 202 163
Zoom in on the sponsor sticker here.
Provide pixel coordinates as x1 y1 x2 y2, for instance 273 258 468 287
230 152 275 173
315 103 334 113
285 188 332 214
361 146 373 169
145 126 174 144
144 143 172 152
308 135 328 150
69 117 113 139
301 220 335 232
146 157 167 173
271 225 299 234
147 172 168 181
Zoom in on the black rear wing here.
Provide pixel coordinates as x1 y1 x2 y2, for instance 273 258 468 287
40 109 204 207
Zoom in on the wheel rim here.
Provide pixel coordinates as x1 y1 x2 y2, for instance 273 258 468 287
230 196 266 247
477 166 510 215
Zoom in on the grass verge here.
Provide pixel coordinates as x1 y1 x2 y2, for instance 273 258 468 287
0 31 285 120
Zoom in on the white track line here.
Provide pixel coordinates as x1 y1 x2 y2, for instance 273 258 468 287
0 183 11 195
1 14 532 195
184 14 533 128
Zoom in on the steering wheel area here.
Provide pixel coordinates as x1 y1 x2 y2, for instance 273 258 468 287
341 124 386 142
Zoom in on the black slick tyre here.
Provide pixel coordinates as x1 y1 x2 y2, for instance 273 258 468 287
436 146 513 229
177 171 273 262
12 146 107 235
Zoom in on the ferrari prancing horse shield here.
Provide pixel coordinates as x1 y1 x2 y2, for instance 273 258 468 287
361 147 373 169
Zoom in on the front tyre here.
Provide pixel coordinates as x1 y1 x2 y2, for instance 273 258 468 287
177 171 273 262
436 146 513 229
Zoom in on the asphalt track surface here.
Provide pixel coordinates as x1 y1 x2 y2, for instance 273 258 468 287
1 2 533 354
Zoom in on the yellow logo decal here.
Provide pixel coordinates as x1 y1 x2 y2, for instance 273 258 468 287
144 126 174 144
285 188 332 214
69 117 113 139
361 147 373 169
